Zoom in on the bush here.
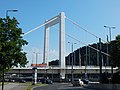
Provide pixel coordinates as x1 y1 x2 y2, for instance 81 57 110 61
101 72 109 84
112 72 120 84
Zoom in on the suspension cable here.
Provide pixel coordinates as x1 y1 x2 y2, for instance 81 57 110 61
52 26 110 56
66 17 107 43
23 16 58 36
23 15 109 56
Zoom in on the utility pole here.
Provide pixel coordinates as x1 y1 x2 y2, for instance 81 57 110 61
68 42 76 84
99 38 102 83
104 26 116 75
33 52 40 84
79 48 81 66
85 46 88 73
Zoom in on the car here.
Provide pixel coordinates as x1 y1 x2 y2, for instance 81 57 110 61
11 79 15 82
46 79 53 84
73 79 83 87
39 78 53 84
19 79 26 83
81 78 89 84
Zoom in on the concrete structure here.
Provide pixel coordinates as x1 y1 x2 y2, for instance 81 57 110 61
43 12 65 68
6 66 117 82
7 66 117 74
43 12 65 78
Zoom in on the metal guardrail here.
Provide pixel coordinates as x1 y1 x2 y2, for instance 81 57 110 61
12 66 118 70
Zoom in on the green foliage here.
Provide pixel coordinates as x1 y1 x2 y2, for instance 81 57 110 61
0 17 28 73
63 42 109 66
110 35 120 67
112 72 120 84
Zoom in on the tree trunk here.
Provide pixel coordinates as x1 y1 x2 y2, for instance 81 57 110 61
2 67 4 90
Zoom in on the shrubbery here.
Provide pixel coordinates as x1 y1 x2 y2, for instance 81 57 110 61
112 72 120 84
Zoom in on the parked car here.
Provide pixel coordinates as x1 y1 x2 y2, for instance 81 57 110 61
19 79 26 83
10 79 26 83
73 79 83 87
39 78 53 84
46 79 53 84
81 78 89 84
11 79 15 82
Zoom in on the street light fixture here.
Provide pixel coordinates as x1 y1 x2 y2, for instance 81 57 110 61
1 9 18 90
104 25 116 75
6 9 18 29
68 42 76 83
104 26 116 42
6 9 18 18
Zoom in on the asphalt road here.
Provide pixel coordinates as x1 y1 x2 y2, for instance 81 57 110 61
0 83 26 90
33 83 95 90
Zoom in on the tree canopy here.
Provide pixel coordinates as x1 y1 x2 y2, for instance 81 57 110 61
0 17 28 72
110 35 120 68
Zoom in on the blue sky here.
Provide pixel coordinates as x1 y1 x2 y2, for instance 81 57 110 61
0 0 120 65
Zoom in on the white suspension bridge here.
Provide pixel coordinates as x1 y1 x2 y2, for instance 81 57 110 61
6 12 117 81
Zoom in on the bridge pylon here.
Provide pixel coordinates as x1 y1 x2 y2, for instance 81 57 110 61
43 12 65 70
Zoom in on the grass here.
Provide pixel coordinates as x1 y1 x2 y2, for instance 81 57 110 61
26 82 47 90
0 82 9 86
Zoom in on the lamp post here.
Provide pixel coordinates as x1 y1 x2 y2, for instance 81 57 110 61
33 52 40 84
68 42 76 83
85 46 88 74
33 52 40 67
79 48 81 66
104 26 116 75
1 9 18 90
104 26 116 42
6 9 18 30
6 9 18 18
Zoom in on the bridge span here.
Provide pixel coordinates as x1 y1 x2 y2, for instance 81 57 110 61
6 66 117 82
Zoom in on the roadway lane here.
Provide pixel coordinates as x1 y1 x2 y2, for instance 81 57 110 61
0 83 26 90
0 83 19 90
33 83 95 90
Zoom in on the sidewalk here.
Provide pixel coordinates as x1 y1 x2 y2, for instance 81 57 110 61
0 83 27 90
84 82 120 90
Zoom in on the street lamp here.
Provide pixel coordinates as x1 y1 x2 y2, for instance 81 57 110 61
1 9 18 90
104 25 116 75
33 52 40 67
6 9 18 29
6 9 18 18
104 26 116 42
33 52 40 84
79 48 81 66
68 42 76 83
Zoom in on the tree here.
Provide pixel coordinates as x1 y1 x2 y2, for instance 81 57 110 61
110 35 120 68
0 17 28 90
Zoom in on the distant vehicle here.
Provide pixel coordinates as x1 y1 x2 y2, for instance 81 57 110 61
39 78 53 84
19 79 26 83
73 79 83 87
11 79 15 82
81 78 89 84
46 79 53 84
10 79 26 83
81 73 90 84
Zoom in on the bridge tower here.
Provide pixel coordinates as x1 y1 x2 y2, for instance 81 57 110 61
43 12 65 78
